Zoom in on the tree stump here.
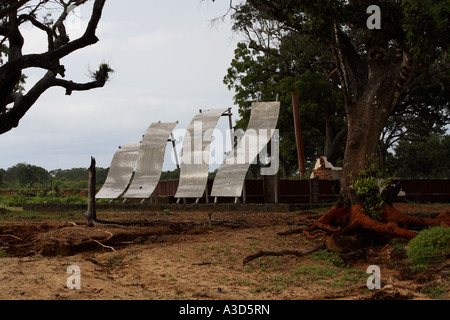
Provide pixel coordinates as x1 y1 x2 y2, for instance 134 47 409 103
83 157 97 227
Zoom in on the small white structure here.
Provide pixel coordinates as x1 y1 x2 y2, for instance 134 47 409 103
310 156 342 180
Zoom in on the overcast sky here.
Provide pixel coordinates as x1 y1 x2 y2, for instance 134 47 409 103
0 0 243 172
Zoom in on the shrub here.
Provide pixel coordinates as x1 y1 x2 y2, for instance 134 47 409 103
406 226 450 269
312 249 346 267
46 190 58 197
64 194 87 204
4 195 27 207
0 248 8 258
350 155 391 220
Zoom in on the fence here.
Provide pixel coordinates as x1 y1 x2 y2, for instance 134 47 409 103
153 178 450 204
5 178 450 204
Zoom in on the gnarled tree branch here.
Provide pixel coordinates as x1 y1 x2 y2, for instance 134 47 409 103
0 0 109 135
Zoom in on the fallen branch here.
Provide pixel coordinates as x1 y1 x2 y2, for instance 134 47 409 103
192 262 213 266
79 231 116 252
243 244 325 265
438 264 450 272
0 239 28 253
388 277 418 291
207 213 247 227
103 231 113 240
0 234 23 241
277 228 305 236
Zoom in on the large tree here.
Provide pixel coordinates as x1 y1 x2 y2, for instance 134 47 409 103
3 162 50 187
0 0 111 135
235 0 450 244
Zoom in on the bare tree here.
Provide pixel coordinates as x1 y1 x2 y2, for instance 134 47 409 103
0 0 112 134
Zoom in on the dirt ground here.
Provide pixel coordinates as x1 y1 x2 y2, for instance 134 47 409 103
0 203 449 300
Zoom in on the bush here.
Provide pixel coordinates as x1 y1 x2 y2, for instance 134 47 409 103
3 195 27 207
65 194 87 204
350 155 391 220
407 226 450 269
0 192 88 207
0 248 8 258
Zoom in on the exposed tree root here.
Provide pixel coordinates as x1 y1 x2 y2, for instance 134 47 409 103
298 204 450 250
91 239 116 252
82 218 126 228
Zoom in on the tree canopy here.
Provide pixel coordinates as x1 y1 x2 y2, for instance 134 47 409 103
0 163 108 189
394 134 450 179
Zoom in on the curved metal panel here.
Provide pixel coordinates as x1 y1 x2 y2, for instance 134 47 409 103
95 142 140 199
175 108 228 199
211 102 280 198
123 122 178 199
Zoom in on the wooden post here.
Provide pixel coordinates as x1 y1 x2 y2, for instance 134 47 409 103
83 156 97 226
292 92 306 178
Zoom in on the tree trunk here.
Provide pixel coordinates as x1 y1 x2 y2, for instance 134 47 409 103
323 126 347 167
83 157 97 227
340 99 389 205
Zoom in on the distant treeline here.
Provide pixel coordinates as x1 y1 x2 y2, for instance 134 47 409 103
0 163 184 190
0 163 108 189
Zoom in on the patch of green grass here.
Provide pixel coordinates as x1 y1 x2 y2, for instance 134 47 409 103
391 238 408 252
0 248 8 258
0 193 87 208
0 209 79 221
245 258 368 294
246 240 260 251
257 258 269 271
312 249 347 267
295 265 338 280
343 269 367 283
168 274 177 281
423 285 447 299
106 255 122 270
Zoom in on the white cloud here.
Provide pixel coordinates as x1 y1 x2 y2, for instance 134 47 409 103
125 29 183 50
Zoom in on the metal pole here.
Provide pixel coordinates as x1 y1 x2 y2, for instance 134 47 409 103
170 132 180 171
292 92 306 178
227 108 234 147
